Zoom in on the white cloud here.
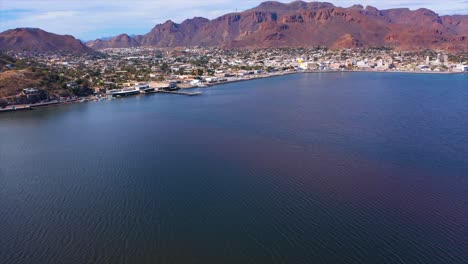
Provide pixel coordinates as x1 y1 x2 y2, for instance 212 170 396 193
32 11 77 20
1 0 467 40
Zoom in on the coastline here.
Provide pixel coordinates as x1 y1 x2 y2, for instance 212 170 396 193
1 70 465 114
343 69 467 75
203 71 299 88
0 105 33 113
186 69 466 90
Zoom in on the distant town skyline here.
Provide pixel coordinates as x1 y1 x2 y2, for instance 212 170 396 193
1 0 467 40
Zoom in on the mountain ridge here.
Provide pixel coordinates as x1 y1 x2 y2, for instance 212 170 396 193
1 1 466 52
85 1 467 51
0 28 95 54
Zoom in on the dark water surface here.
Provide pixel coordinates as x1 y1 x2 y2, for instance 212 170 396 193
1 72 467 264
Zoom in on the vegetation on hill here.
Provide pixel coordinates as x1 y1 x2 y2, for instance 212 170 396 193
0 53 94 101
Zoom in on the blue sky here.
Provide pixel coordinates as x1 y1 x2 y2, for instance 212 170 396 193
1 0 467 40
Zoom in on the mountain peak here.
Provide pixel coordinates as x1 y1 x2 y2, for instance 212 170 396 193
163 20 175 25
350 4 364 9
257 1 286 8
7 2 466 52
86 33 140 49
0 28 94 54
252 1 335 13
13 27 41 32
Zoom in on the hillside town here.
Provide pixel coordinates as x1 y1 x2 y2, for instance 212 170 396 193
1 47 467 109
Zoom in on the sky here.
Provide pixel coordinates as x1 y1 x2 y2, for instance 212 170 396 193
1 0 467 40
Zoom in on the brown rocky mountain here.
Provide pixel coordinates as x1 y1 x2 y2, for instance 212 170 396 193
0 28 94 54
87 1 467 51
87 34 141 49
139 17 210 47
2 2 464 52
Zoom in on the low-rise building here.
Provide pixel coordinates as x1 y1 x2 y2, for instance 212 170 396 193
455 64 468 72
22 88 49 103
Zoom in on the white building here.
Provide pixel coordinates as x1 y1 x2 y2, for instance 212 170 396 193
298 62 316 70
356 61 369 68
455 64 468 72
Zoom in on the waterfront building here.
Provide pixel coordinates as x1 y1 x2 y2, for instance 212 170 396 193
455 64 468 72
22 88 49 103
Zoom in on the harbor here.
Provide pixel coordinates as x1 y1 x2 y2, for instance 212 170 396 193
2 69 465 114
106 81 202 98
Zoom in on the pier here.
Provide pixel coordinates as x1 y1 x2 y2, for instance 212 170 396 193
31 100 60 107
158 90 202 96
0 105 33 113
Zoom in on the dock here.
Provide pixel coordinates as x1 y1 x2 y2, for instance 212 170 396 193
158 90 202 96
31 100 60 108
0 105 33 113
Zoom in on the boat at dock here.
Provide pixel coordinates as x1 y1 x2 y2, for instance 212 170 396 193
107 87 140 97
137 84 156 94
107 83 157 97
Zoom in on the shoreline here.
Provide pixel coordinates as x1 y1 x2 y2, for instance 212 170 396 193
185 69 466 90
203 71 298 88
1 70 466 114
340 69 467 75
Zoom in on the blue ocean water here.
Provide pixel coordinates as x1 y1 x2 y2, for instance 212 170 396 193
1 72 467 263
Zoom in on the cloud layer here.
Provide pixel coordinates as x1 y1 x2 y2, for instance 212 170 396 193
1 0 467 40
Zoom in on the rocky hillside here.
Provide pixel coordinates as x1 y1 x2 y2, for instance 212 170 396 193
87 1 467 51
87 34 141 49
0 28 94 54
0 70 42 99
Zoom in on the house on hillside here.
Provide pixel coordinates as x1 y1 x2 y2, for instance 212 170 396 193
22 88 49 103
